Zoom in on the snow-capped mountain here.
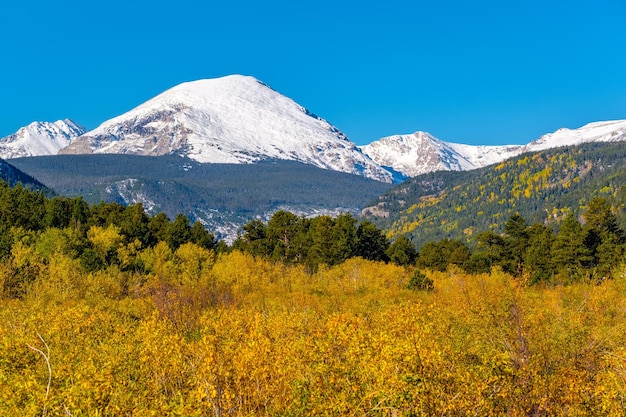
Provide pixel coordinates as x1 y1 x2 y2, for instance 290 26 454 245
359 132 522 177
0 119 86 159
361 119 626 178
523 119 626 152
60 75 393 183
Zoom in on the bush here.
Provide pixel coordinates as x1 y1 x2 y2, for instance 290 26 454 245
407 269 434 291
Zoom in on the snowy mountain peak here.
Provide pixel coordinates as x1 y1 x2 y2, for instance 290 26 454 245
362 119 626 178
359 131 518 177
0 119 86 159
61 75 393 183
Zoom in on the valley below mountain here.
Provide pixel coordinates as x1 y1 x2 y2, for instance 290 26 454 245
10 155 392 240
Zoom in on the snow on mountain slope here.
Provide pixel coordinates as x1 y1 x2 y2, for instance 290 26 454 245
0 119 86 159
360 131 522 177
61 75 393 183
361 119 626 178
524 119 626 152
359 132 474 177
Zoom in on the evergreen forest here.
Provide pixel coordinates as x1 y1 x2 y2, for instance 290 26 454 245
9 155 393 238
2 173 626 415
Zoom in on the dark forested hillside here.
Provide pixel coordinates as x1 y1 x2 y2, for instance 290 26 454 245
0 159 49 192
10 155 392 239
363 142 626 248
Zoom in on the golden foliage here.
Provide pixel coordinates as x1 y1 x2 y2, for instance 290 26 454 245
2 249 626 415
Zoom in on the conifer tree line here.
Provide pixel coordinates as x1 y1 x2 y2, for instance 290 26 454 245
0 180 624 286
415 197 626 283
0 182 218 273
235 198 625 283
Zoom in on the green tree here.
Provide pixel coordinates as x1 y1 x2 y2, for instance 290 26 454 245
71 196 90 231
44 197 73 229
416 241 447 271
466 231 507 274
148 212 171 245
552 214 591 281
234 219 270 257
407 269 434 291
583 197 622 235
191 221 217 251
523 223 555 284
167 214 192 250
330 213 358 263
503 213 529 276
355 221 389 262
306 215 335 268
416 239 469 271
266 211 300 263
88 201 125 228
386 235 417 266
120 204 151 247
582 197 625 278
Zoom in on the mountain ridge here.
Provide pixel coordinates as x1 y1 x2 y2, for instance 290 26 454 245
361 119 626 178
1 75 625 183
363 141 626 249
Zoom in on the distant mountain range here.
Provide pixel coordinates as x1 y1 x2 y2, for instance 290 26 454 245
2 75 625 183
360 120 626 177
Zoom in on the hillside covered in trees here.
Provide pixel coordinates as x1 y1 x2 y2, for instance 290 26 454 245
9 155 392 239
364 141 626 249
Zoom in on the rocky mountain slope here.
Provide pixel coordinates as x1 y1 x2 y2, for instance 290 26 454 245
0 159 49 192
359 131 522 177
10 155 392 240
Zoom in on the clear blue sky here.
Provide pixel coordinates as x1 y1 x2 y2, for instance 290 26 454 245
1 0 625 146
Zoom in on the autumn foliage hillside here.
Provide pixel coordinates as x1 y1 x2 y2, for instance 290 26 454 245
365 141 626 248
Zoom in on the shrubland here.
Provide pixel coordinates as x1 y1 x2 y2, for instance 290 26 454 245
2 245 626 415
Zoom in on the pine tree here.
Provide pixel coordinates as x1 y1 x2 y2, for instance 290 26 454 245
167 214 192 250
583 197 626 278
355 221 389 262
386 235 417 266
524 223 555 284
191 222 217 251
266 211 300 263
503 213 529 276
552 214 591 281
235 219 269 257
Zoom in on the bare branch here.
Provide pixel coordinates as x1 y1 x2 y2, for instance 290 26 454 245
27 333 51 417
